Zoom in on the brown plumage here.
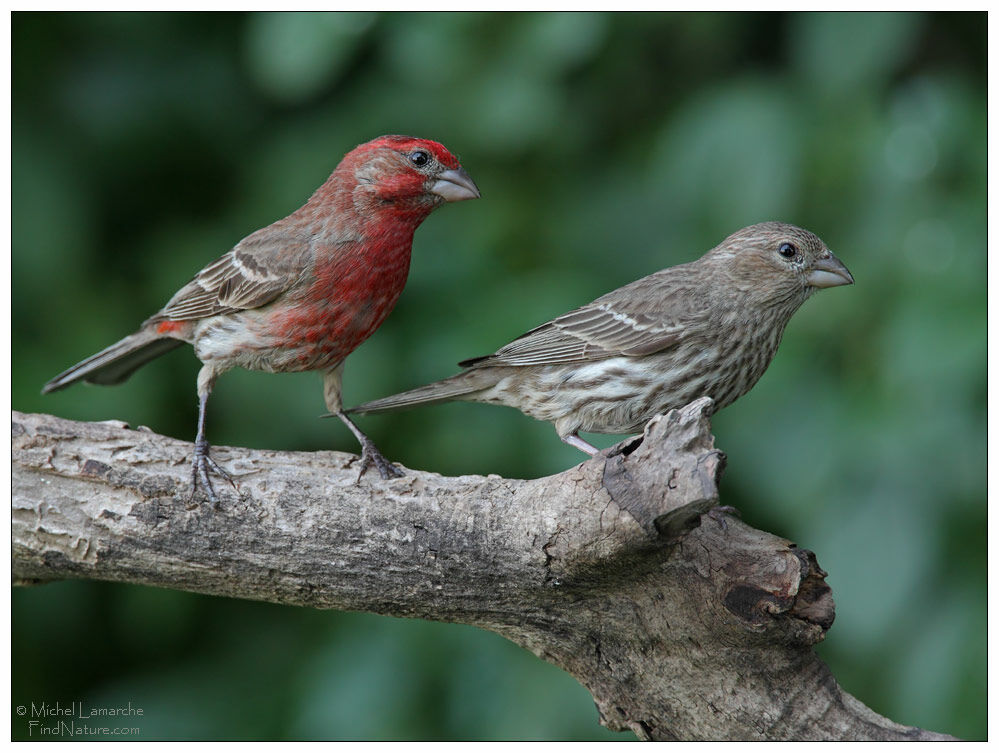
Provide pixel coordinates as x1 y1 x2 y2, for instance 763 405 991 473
349 222 853 455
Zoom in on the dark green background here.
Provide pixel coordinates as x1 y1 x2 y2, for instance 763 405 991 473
12 12 985 741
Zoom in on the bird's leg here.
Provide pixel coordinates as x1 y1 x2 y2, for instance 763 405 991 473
562 432 600 455
324 365 403 482
334 410 404 481
190 367 235 504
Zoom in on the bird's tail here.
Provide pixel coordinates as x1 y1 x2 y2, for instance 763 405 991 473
42 329 184 394
349 370 495 415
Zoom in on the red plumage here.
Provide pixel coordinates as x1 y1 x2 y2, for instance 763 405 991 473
43 134 480 500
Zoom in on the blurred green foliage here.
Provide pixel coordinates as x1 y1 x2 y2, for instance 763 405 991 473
12 11 984 741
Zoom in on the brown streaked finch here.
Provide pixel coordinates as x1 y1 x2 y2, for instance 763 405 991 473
349 222 852 455
43 135 480 500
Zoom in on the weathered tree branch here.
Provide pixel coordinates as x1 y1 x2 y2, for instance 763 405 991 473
11 401 954 741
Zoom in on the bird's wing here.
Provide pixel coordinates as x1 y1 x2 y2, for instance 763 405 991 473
461 272 705 368
154 229 315 322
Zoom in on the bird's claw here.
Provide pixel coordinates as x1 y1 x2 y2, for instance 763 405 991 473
190 438 236 505
353 440 404 482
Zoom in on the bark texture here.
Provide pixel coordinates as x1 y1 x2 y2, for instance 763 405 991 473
11 400 953 741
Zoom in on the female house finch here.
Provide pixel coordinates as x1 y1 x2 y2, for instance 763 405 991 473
350 222 852 455
43 135 480 499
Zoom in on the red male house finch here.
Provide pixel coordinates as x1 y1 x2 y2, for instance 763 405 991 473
43 135 480 499
350 222 852 454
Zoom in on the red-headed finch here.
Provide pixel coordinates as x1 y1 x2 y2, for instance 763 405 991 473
44 135 480 499
350 222 852 455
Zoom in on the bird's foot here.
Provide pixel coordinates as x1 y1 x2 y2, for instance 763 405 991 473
353 439 404 482
562 432 600 456
190 437 236 505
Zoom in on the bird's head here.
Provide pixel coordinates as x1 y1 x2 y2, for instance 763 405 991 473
342 135 480 218
707 222 853 308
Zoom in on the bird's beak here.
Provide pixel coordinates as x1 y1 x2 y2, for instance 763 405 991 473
431 168 481 202
806 251 854 288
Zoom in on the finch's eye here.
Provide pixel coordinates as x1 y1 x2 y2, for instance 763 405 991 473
778 242 797 258
409 150 430 167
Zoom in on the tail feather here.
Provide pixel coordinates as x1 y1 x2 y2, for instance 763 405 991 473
42 330 184 394
349 371 493 415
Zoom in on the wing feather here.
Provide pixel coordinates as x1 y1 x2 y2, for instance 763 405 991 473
461 269 706 368
151 229 314 323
